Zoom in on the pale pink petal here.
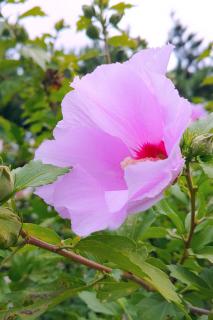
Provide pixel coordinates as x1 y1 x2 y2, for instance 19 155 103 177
62 63 164 150
191 103 207 121
36 126 129 190
144 73 192 153
53 167 110 236
124 147 184 202
105 190 129 229
126 44 173 75
127 193 164 215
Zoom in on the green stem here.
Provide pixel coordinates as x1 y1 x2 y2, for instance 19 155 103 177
180 162 197 264
99 2 111 64
0 240 26 269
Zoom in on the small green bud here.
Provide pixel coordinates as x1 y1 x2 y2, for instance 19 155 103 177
109 13 123 26
0 208 21 249
55 19 66 31
116 49 128 62
86 25 100 40
191 133 213 159
82 5 96 18
0 166 14 202
94 0 109 8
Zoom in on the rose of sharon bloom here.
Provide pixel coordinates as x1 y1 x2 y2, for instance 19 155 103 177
191 103 207 121
35 45 192 236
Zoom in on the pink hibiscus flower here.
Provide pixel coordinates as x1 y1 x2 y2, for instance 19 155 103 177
35 45 192 236
191 103 207 121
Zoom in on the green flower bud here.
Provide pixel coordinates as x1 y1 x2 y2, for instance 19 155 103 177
94 0 109 8
82 5 96 18
191 133 213 159
0 208 21 249
109 13 123 26
0 166 14 202
86 25 100 40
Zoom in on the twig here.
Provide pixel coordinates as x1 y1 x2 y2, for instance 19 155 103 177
180 163 197 264
99 1 111 63
188 305 211 316
20 229 152 291
20 229 210 316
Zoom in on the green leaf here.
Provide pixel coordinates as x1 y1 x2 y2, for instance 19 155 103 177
191 225 213 250
79 291 117 315
108 34 137 48
0 284 88 319
23 223 61 245
137 294 183 320
76 235 180 304
195 247 213 263
201 76 213 86
19 6 46 19
128 257 181 304
76 235 144 277
200 162 213 178
110 2 133 14
86 25 100 40
76 16 91 31
197 44 213 61
79 49 100 60
141 227 168 239
97 279 139 301
130 209 156 240
168 265 212 297
13 160 69 191
156 200 185 234
21 45 50 70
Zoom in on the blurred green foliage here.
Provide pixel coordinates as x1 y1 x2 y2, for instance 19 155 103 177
0 0 212 319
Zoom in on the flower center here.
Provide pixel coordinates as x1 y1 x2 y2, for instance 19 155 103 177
121 141 168 169
133 140 168 160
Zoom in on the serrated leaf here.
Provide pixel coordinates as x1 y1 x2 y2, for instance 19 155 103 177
13 160 69 191
23 223 61 245
20 6 46 19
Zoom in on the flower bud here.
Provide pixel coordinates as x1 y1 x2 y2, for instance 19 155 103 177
82 5 96 18
109 13 123 26
0 208 21 249
0 166 14 202
191 133 213 158
86 25 100 39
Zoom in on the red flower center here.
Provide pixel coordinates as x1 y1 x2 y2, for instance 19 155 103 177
133 140 168 160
